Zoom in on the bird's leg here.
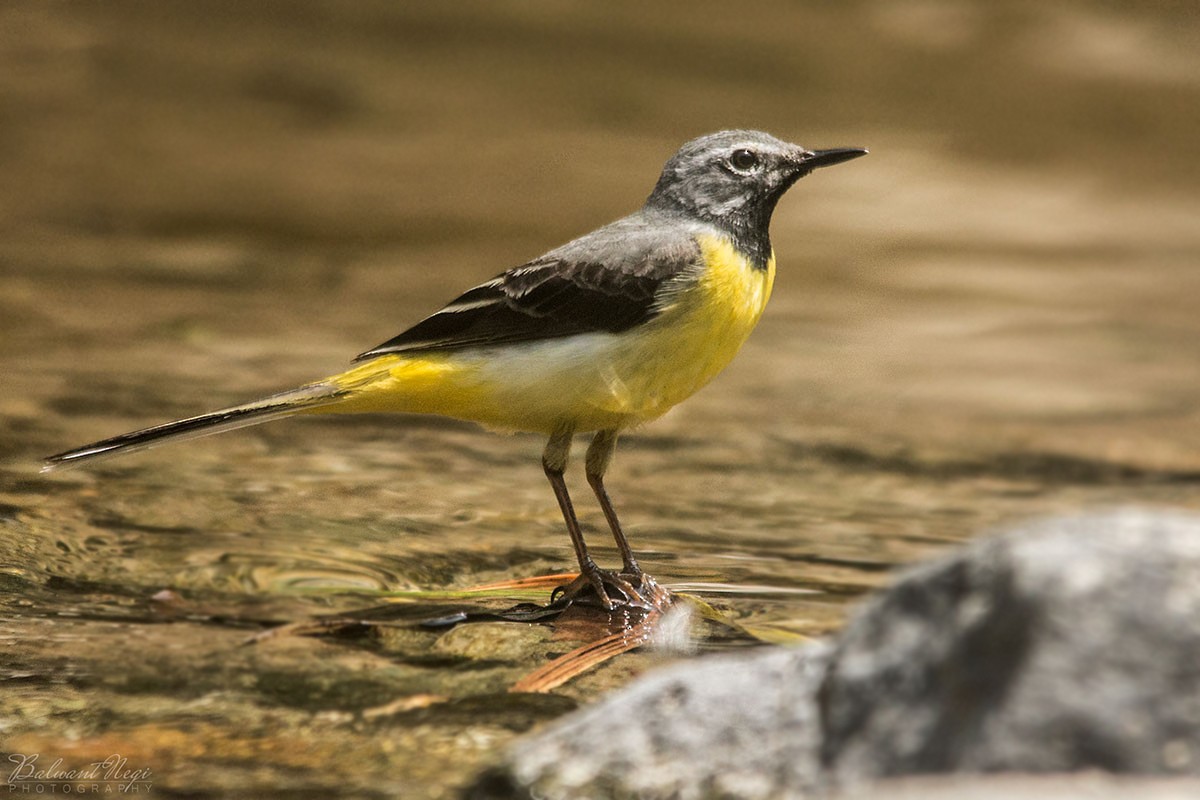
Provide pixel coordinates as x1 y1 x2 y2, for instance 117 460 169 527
543 427 611 608
585 429 642 578
543 427 643 610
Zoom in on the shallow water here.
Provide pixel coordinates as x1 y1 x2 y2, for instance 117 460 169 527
3 2 1200 798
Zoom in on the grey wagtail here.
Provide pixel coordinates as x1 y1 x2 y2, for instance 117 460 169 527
45 130 867 609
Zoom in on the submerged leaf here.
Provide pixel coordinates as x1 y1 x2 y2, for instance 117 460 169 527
377 572 581 603
362 693 449 719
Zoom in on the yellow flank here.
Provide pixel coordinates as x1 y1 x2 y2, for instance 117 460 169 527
317 232 775 434
316 352 486 417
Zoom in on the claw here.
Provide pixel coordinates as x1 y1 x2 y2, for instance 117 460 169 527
552 567 654 611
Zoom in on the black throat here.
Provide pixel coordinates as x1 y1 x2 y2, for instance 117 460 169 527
717 202 776 272
648 193 778 272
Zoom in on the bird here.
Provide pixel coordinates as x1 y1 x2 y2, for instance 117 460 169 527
44 130 867 610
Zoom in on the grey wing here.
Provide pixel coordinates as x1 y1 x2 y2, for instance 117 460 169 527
354 216 702 361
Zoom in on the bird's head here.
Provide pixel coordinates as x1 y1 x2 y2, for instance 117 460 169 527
646 130 866 233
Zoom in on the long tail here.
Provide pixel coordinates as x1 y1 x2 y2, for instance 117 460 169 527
42 380 348 473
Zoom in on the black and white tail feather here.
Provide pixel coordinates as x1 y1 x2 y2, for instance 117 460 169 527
42 382 346 472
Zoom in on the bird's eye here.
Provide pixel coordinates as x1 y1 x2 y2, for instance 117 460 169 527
729 149 760 172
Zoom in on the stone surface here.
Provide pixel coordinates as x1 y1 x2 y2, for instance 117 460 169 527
830 774 1200 800
820 509 1200 782
469 643 831 800
472 510 1200 799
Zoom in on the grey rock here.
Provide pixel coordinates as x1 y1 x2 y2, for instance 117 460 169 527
821 509 1200 783
469 643 831 800
830 774 1200 800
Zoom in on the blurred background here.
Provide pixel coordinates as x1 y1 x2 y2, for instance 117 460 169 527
4 0 1200 464
2 1 1199 797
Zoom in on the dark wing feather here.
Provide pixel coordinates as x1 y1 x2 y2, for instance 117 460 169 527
354 216 701 361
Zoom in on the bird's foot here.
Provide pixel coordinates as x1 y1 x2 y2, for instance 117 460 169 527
551 565 658 611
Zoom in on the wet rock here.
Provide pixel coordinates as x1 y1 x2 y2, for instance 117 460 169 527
470 643 831 800
433 622 553 662
821 508 1200 782
471 509 1200 799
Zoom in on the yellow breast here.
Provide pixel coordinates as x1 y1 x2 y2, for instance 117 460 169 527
687 232 776 355
603 232 774 419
